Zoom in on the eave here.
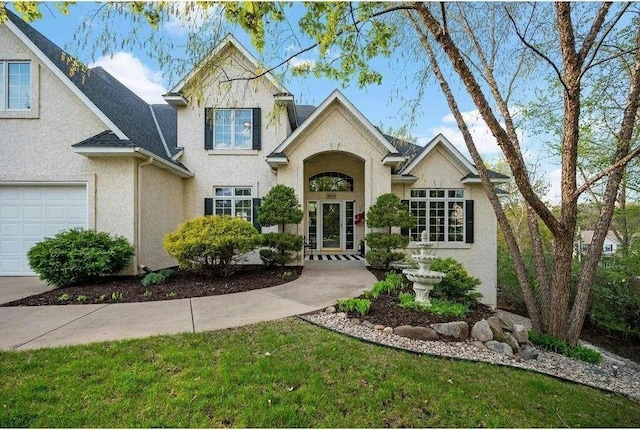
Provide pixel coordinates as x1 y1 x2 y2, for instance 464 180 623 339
391 174 418 184
162 93 188 107
265 155 289 169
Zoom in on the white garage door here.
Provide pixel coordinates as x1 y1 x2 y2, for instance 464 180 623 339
0 185 87 276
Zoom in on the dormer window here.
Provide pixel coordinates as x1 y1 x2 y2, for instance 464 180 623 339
214 109 253 149
1 61 31 110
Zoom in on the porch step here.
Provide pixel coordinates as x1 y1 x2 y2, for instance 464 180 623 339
303 254 366 267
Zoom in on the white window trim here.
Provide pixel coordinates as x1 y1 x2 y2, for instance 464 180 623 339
409 188 465 243
213 186 253 222
213 108 253 150
1 60 30 111
0 60 38 119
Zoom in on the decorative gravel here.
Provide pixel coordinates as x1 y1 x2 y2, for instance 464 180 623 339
300 311 640 402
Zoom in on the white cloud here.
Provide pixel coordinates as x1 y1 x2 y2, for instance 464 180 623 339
89 52 167 104
427 110 502 155
288 57 316 72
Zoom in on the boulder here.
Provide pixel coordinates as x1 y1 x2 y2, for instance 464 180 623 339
517 344 539 360
433 321 470 342
504 332 520 352
362 321 375 329
383 327 394 333
394 325 440 341
486 316 505 339
500 315 515 332
471 319 493 342
485 340 514 357
325 306 336 314
512 324 529 344
471 341 487 350
336 312 347 318
374 324 385 330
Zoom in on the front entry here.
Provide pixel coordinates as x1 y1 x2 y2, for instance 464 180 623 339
307 200 355 253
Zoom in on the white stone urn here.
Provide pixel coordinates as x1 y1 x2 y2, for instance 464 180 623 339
402 230 445 305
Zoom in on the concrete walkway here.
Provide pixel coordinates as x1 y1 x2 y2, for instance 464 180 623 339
0 267 375 351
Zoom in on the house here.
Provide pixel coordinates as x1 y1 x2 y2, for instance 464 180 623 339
0 11 508 306
579 230 621 256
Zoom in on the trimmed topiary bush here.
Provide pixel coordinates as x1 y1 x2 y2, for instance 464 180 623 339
27 228 134 288
259 232 304 266
430 257 482 304
163 215 262 276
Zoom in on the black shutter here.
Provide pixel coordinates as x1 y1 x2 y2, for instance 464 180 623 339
252 108 261 150
401 199 410 238
465 200 474 243
204 108 213 150
252 198 262 232
205 198 213 216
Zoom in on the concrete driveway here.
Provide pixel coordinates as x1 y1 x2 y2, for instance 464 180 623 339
0 266 375 351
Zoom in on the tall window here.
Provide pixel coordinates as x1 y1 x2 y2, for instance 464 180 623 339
1 61 31 110
410 189 464 242
214 109 252 149
213 187 252 222
309 172 354 192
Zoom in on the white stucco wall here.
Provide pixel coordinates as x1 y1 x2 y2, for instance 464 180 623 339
396 146 498 307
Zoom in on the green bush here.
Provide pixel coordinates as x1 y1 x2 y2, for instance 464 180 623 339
259 232 303 266
163 216 262 276
336 298 371 316
141 269 174 287
257 184 303 229
364 272 406 299
397 293 468 318
529 331 603 364
430 257 482 304
27 228 134 288
364 193 414 270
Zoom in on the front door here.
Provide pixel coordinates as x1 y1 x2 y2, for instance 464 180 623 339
321 202 342 250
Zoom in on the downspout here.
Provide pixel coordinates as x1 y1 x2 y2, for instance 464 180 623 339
136 156 154 273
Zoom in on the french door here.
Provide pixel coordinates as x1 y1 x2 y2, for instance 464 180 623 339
307 201 355 252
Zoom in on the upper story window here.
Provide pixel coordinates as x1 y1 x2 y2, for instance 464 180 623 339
1 61 31 110
410 189 465 242
214 109 253 149
309 172 354 192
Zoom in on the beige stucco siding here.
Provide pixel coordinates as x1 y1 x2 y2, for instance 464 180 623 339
177 46 290 219
139 162 183 269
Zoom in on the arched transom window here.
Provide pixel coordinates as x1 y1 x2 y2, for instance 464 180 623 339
309 172 354 192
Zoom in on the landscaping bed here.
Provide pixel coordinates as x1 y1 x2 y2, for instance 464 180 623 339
2 265 303 306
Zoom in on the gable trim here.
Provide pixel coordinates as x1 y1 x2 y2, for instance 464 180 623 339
149 105 172 158
4 18 128 140
400 134 476 175
271 89 399 155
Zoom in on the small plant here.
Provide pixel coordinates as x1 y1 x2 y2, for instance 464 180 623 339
111 292 123 301
528 331 603 364
57 293 70 302
363 272 405 299
141 269 174 287
397 293 468 318
166 291 177 299
430 257 482 305
98 294 106 302
143 290 153 298
281 270 295 280
76 295 88 303
336 298 371 316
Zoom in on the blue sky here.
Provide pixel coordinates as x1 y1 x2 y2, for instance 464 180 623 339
14 1 563 201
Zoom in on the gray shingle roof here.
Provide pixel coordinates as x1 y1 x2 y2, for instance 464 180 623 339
6 9 185 169
294 104 316 126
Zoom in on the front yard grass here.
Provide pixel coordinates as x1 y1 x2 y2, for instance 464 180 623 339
0 318 638 428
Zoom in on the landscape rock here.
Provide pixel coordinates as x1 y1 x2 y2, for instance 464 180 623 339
433 321 470 342
485 340 514 357
499 315 515 332
336 312 347 318
504 332 520 352
517 344 539 360
351 319 361 325
383 327 394 333
394 325 440 341
512 324 529 343
471 319 493 342
325 306 336 314
486 316 505 339
471 341 487 350
374 324 385 331
362 321 374 329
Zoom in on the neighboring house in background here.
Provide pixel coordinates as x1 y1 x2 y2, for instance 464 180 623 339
0 12 508 306
579 230 622 256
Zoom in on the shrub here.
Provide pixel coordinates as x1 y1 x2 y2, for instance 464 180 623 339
259 232 303 266
27 228 134 288
397 293 468 318
163 215 262 276
363 272 406 299
141 269 174 287
257 184 303 230
364 193 414 270
429 257 482 305
336 298 371 316
529 331 603 364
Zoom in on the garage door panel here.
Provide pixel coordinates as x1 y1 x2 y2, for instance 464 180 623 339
0 185 87 276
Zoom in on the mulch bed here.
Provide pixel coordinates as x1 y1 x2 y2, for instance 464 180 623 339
2 265 303 307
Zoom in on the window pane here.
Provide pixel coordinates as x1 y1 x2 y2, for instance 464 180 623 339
7 62 30 110
411 189 427 198
429 190 445 198
448 201 464 242
234 110 252 149
308 172 354 192
0 64 4 110
235 187 251 196
214 110 232 148
448 189 464 199
234 199 252 221
215 187 232 196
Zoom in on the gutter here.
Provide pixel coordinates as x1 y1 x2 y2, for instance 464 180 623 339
135 156 154 273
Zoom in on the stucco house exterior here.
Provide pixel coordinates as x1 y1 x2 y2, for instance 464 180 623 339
579 230 621 256
0 11 508 306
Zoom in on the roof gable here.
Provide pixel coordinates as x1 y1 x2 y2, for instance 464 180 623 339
399 134 476 175
271 89 399 156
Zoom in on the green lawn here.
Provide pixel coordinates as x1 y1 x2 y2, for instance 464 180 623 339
1 318 638 428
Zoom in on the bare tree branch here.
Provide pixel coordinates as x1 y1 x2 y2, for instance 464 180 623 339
574 145 640 198
582 2 631 74
578 2 613 63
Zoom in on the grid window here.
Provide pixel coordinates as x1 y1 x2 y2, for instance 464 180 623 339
213 186 252 222
1 61 30 110
410 189 464 242
214 109 252 149
309 172 354 192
